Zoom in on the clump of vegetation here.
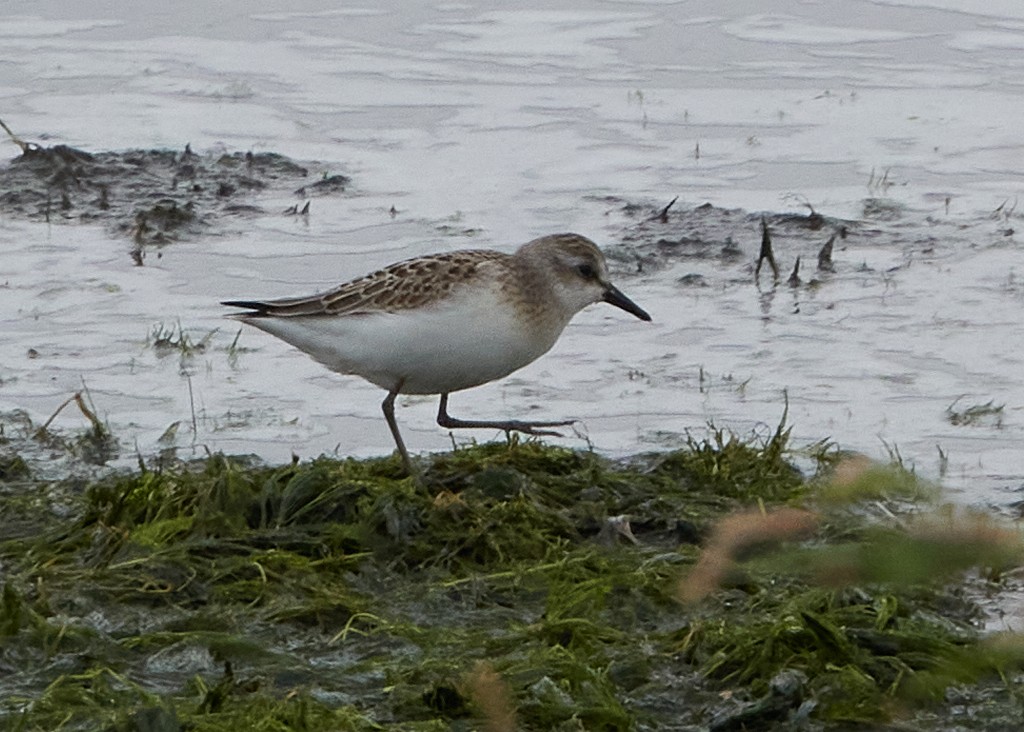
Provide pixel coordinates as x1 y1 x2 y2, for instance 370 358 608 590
946 397 1004 428
19 389 118 466
148 322 217 358
0 414 1022 731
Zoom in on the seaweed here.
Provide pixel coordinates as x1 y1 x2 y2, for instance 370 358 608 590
1 414 1022 730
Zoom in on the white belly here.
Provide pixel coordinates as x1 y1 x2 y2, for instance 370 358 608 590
243 291 568 395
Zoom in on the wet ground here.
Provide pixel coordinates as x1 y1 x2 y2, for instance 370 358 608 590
2 1 1023 508
2 1 1024 728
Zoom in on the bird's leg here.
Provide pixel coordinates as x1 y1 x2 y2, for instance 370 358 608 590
382 383 415 475
436 393 575 438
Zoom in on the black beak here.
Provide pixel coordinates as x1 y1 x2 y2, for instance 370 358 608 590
602 284 651 321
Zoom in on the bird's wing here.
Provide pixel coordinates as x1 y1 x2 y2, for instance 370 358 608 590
223 250 507 317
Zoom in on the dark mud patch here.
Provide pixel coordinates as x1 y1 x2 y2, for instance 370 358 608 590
592 193 1014 285
1 413 1023 731
0 125 349 260
597 197 853 277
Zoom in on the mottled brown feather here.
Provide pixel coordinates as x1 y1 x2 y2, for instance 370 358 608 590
235 249 510 317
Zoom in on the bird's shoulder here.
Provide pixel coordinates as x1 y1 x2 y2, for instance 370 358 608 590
318 249 510 315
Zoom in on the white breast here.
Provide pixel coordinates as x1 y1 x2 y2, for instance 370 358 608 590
243 284 568 395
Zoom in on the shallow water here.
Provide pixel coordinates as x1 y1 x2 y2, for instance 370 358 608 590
1 0 1022 506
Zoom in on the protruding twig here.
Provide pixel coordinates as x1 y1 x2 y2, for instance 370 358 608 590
639 196 679 225
817 233 836 272
656 196 678 223
187 374 198 440
994 197 1018 220
36 391 105 438
0 117 29 153
755 217 779 279
787 255 801 287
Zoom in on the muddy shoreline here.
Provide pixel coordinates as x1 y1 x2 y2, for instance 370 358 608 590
0 129 347 266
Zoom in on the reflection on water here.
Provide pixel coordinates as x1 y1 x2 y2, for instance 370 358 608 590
0 0 1022 505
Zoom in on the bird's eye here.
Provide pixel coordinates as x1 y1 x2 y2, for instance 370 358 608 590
576 263 596 279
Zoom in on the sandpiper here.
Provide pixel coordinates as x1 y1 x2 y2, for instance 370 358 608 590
223 233 651 474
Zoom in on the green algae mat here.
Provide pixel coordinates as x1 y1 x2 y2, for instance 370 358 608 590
2 419 1023 731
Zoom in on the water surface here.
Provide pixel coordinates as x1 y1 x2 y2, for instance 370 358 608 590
1 0 1022 506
